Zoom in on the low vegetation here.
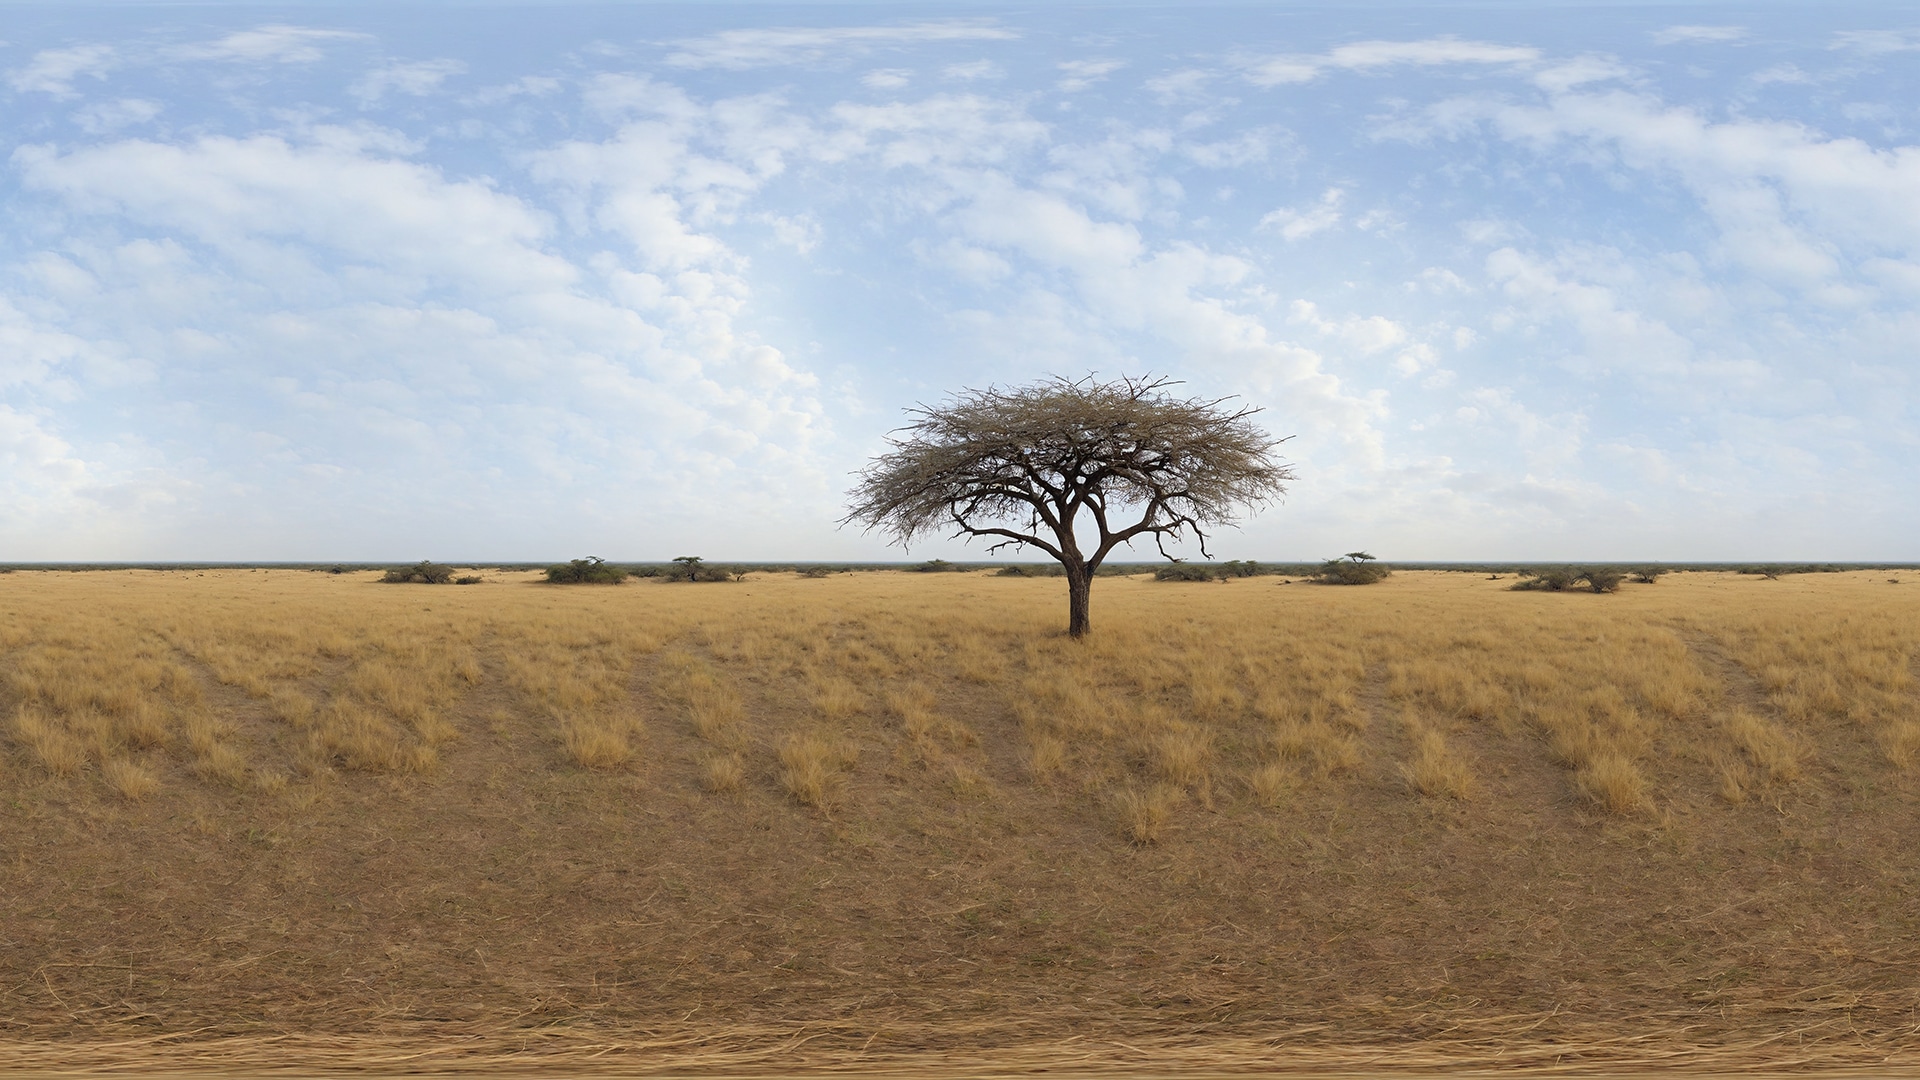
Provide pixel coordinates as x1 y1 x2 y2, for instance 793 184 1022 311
2 568 1918 1070
380 560 453 584
543 556 628 584
1313 551 1391 585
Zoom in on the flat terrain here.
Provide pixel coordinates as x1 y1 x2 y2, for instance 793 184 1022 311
2 568 1918 1073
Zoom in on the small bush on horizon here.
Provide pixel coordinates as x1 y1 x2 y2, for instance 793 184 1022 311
382 561 454 585
912 559 959 573
665 555 738 583
1631 567 1668 584
798 566 835 578
454 575 485 585
997 564 1064 578
545 557 629 585
1513 567 1624 594
1313 552 1390 585
1511 568 1578 592
1153 563 1220 582
1584 567 1626 593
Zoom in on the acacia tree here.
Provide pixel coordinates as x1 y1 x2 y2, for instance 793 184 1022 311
843 375 1294 637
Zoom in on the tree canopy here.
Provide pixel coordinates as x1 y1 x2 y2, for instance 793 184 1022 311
843 375 1293 636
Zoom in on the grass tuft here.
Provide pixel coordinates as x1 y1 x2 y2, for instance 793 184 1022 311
1400 729 1476 800
101 757 160 800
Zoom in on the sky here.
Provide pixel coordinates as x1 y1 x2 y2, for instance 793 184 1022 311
2 2 1918 563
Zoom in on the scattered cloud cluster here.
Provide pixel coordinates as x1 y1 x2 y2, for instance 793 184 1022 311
0 10 1915 559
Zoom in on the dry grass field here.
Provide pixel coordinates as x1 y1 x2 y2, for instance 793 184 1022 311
2 567 1919 1073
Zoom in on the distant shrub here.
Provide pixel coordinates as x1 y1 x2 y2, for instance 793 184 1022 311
1314 552 1390 585
382 561 453 585
545 556 628 584
1153 563 1220 582
666 555 736 583
1631 567 1667 584
325 565 350 575
996 564 1064 578
1739 564 1843 577
454 575 485 585
631 566 662 578
1583 567 1626 593
798 566 835 578
1513 567 1622 594
1511 568 1580 592
1218 560 1264 578
912 559 959 573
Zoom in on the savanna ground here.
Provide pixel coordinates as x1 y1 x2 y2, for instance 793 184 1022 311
2 568 1918 1074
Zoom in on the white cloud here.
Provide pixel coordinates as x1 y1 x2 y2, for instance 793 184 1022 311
73 98 162 134
1244 37 1540 87
351 59 467 104
862 68 911 90
1145 69 1213 101
665 21 1016 70
9 113 833 555
1412 88 1920 295
1288 299 1410 355
465 75 563 106
1533 55 1633 93
175 25 367 64
9 44 116 97
1484 246 1698 376
831 94 1048 169
1830 30 1920 55
16 131 574 295
1259 188 1344 241
1181 129 1276 168
1057 58 1125 92
942 59 1002 81
1651 26 1749 46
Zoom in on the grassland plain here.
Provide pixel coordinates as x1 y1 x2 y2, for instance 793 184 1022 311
1 568 1918 1074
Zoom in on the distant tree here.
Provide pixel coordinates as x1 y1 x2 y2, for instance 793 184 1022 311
1153 563 1221 582
1511 568 1580 592
843 375 1292 637
1313 552 1390 585
545 556 628 584
1582 567 1626 593
382 561 453 584
666 555 735 583
1631 566 1668 584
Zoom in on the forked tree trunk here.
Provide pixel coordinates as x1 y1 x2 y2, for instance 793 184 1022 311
1065 565 1093 638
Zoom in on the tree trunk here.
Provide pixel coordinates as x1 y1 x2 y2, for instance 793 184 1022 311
1066 565 1093 638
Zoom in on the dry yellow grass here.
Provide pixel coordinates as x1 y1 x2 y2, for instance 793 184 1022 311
3 566 1920 1069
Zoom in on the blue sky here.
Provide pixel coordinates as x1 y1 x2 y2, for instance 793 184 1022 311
3 2 1917 562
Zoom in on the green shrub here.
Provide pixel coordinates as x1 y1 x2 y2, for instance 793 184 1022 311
1511 568 1579 592
798 566 835 578
545 557 628 584
382 561 453 585
1153 563 1220 582
1313 553 1390 585
1583 567 1626 593
1219 560 1265 578
454 575 485 585
1630 566 1667 584
1512 567 1622 593
665 556 735 583
912 559 959 573
996 564 1064 578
